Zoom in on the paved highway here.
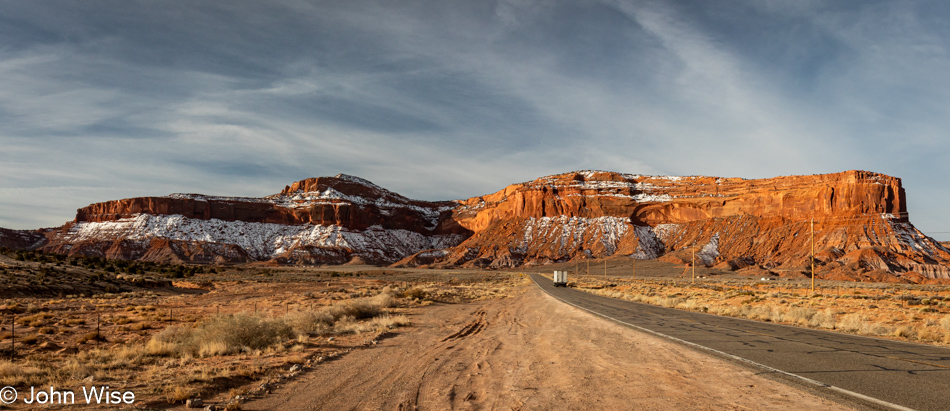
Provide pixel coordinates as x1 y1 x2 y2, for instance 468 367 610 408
531 274 950 411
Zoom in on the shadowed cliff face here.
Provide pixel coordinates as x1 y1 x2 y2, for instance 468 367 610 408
0 227 46 250
74 174 466 236
6 170 947 281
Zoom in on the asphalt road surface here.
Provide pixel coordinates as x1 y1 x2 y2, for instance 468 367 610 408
531 274 950 411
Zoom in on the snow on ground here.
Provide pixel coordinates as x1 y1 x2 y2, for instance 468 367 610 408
632 225 666 259
652 224 681 243
61 214 466 261
170 187 455 229
696 233 720 265
537 175 675 196
628 224 685 259
888 220 943 256
520 216 631 256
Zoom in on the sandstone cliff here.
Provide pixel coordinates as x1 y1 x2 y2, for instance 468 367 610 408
75 174 466 235
7 170 948 282
405 170 946 280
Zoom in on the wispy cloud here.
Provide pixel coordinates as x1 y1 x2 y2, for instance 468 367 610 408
2 0 950 238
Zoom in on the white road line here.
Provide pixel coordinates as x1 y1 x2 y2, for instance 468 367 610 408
531 275 916 411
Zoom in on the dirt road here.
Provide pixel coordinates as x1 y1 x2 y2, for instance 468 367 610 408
243 286 851 410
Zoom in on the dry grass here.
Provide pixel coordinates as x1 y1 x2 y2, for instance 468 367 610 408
0 265 522 407
150 314 293 357
578 278 950 346
149 290 398 358
165 385 200 403
0 360 44 386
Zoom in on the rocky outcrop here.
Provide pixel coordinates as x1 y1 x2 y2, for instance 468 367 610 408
35 174 468 265
4 170 947 282
75 174 466 235
431 170 947 280
449 170 906 232
0 227 46 250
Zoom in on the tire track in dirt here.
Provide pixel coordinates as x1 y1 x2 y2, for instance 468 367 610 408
242 287 853 410
441 309 487 342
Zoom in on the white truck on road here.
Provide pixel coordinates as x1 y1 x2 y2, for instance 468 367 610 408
553 270 568 287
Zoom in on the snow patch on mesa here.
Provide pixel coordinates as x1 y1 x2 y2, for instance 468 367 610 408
889 220 946 255
170 187 453 229
333 173 382 189
62 214 465 261
519 216 630 256
696 233 720 265
631 226 663 259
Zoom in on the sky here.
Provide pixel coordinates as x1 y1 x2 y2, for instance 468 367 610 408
2 0 950 239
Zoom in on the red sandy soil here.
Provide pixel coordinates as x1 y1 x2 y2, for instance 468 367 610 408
239 286 851 410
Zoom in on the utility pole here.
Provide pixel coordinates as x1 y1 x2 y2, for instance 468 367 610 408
691 246 695 283
811 219 816 295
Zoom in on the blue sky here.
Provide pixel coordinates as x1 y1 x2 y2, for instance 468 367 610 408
2 0 950 239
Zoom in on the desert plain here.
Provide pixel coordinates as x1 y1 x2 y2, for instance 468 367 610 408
5 248 950 410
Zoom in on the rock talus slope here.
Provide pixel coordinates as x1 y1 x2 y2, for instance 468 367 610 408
404 170 949 280
5 170 948 281
37 174 468 265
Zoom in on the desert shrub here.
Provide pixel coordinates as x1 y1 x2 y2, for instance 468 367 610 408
940 316 950 333
784 307 817 326
164 385 200 404
655 296 685 308
748 305 778 321
148 290 398 357
208 313 293 352
285 291 397 336
19 334 40 345
86 345 148 369
145 338 176 357
15 312 52 326
809 309 836 329
917 329 943 343
283 309 335 336
675 298 705 311
837 313 863 333
402 287 427 301
894 326 917 339
76 330 105 344
348 292 393 316
215 315 293 350
0 360 44 386
165 313 294 357
334 315 410 334
198 340 231 357
130 322 152 331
